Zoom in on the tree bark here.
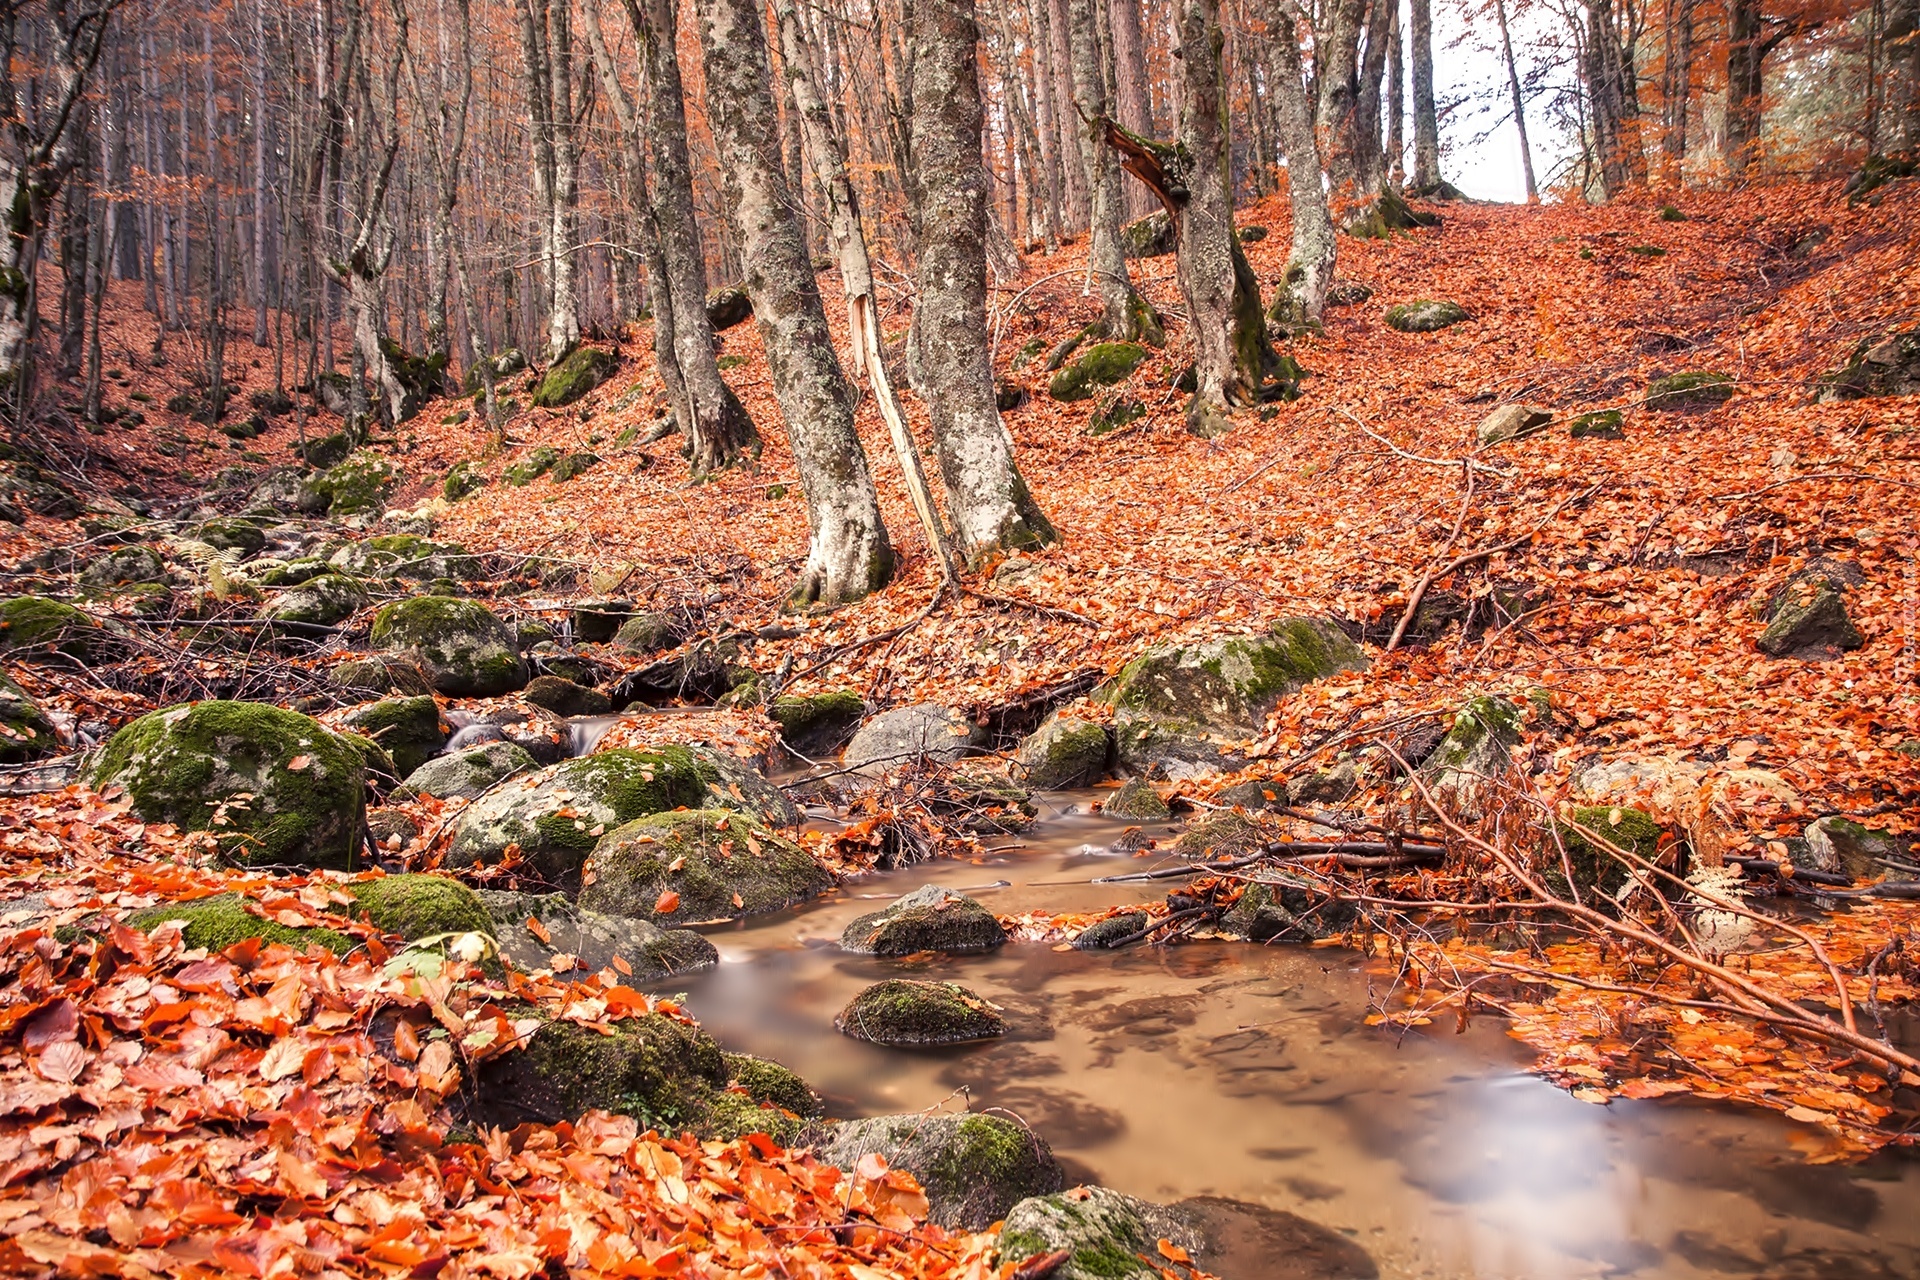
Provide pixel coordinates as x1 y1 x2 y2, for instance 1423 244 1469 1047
514 0 582 363
1409 0 1440 191
1069 0 1156 340
1315 0 1367 200
911 0 1057 560
693 0 894 607
1268 5 1335 332
1724 0 1763 176
1043 0 1090 225
1495 0 1538 200
1387 1 1404 186
1109 0 1155 216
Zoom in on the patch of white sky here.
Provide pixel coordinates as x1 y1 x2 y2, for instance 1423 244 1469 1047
1423 1 1584 203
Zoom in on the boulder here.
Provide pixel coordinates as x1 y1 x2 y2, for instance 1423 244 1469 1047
1550 806 1662 897
1803 816 1907 879
1646 371 1734 410
998 1188 1200 1280
369 596 527 696
839 885 1006 955
443 460 487 501
1102 777 1170 820
1816 327 1920 402
1014 713 1111 789
570 599 634 642
473 1012 728 1132
522 674 613 717
1120 210 1176 259
1106 620 1367 777
329 535 479 581
843 703 982 771
0 669 53 763
127 892 355 955
1567 409 1625 439
1288 760 1359 805
834 979 1006 1046
261 574 367 629
580 808 830 922
1475 404 1552 445
1220 879 1359 943
88 701 366 868
341 696 447 777
1757 558 1865 659
345 873 493 941
504 445 560 487
194 518 267 557
1384 300 1468 332
530 348 618 409
768 689 866 757
1420 695 1525 815
610 610 684 654
814 1113 1064 1231
399 740 537 800
329 655 434 698
0 596 99 659
81 545 168 589
299 451 398 516
549 451 599 482
1073 911 1149 950
706 286 753 331
476 889 718 979
1049 343 1148 403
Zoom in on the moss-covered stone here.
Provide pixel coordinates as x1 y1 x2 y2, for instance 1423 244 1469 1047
301 451 399 516
1421 695 1525 814
706 286 753 331
443 460 487 501
1220 878 1359 943
504 444 560 486
477 889 719 980
997 1187 1202 1280
581 808 831 922
834 979 1005 1046
475 1012 728 1133
1816 327 1920 402
1103 776 1170 819
522 674 612 717
1120 210 1175 259
0 668 53 762
1646 371 1734 410
88 701 366 868
195 518 267 557
610 610 683 654
345 873 492 941
296 431 353 470
1384 299 1468 332
1049 343 1148 403
1567 409 1625 439
262 573 368 629
723 1052 821 1119
370 596 526 696
1658 204 1688 222
81 545 168 589
768 689 865 757
549 451 599 483
1074 911 1149 950
1086 396 1145 436
1015 714 1111 789
840 885 1006 955
815 1113 1063 1231
399 740 537 800
1804 816 1906 880
531 348 619 409
126 892 355 955
341 696 447 777
1553 806 1662 896
330 535 479 583
250 557 330 588
0 596 98 659
1757 565 1865 660
329 655 434 698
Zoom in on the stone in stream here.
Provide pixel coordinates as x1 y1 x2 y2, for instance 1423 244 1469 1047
580 809 830 923
399 739 537 801
1014 713 1112 789
842 703 983 772
521 675 614 718
1072 911 1149 950
767 689 866 758
839 885 1006 956
1101 777 1170 820
1219 880 1360 944
369 596 527 696
1803 816 1909 879
1418 694 1525 816
834 979 1006 1047
476 889 718 979
811 1112 1063 1231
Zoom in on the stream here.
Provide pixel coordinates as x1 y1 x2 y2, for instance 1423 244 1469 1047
655 790 1919 1280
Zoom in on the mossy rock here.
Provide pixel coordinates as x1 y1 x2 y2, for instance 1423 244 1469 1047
997 1187 1203 1280
0 668 53 763
474 1012 729 1133
504 444 561 486
1121 210 1176 259
478 888 718 980
341 696 447 777
706 286 753 331
1103 777 1170 820
1804 816 1907 880
250 557 330 588
81 545 167 589
580 808 830 922
1658 204 1688 222
0 596 99 659
1567 409 1625 439
815 1113 1063 1231
1756 585 1863 659
1086 396 1145 436
443 460 487 501
1344 188 1442 239
330 534 479 582
369 596 526 696
1174 810 1266 860
1015 713 1112 789
723 1052 821 1119
329 655 434 698
302 451 399 516
1010 336 1047 371
569 599 633 642
1421 695 1525 814
1074 911 1149 950
345 873 492 941
1220 879 1359 943
1552 806 1662 897
194 518 267 557
88 701 366 868
1049 343 1148 403
843 703 983 771
1815 327 1920 402
549 451 600 483
126 892 355 955
1384 300 1469 332
530 348 619 409
522 674 613 717
840 885 1006 955
768 689 865 757
1237 224 1268 243
1646 371 1734 410
262 574 368 629
1627 244 1667 257
611 610 683 654
296 431 353 470
834 979 1005 1047
399 740 537 801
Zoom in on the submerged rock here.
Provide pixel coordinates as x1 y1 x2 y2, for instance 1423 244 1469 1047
580 809 830 922
476 889 718 979
997 1187 1203 1280
1073 911 1149 950
835 979 1006 1046
1220 879 1359 943
814 1112 1064 1230
839 885 1006 955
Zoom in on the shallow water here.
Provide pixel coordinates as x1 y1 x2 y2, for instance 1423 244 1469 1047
663 793 1920 1280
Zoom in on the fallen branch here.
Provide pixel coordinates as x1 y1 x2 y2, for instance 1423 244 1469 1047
1711 471 1918 501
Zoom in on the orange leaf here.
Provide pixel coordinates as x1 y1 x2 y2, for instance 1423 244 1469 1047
655 890 680 915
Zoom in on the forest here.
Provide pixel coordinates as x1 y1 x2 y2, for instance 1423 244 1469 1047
0 0 1916 1273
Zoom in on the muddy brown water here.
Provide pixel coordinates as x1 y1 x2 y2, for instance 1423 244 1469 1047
655 791 1920 1280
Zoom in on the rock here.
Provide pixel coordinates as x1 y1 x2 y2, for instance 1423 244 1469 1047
706 285 753 331
1384 300 1468 332
1073 911 1149 949
522 674 613 717
0 596 100 659
843 703 982 771
570 599 634 642
814 1113 1064 1231
1646 371 1734 410
370 596 527 696
834 979 1006 1046
399 740 537 800
297 430 353 470
1420 695 1525 815
1567 409 1625 439
345 873 493 941
1573 755 1800 817
476 889 718 979
1120 210 1176 259
504 444 560 486
127 892 355 955
997 1187 1203 1280
1086 396 1145 436
194 518 267 557
1757 558 1865 659
365 808 419 849
1803 816 1907 879
1287 760 1358 805
81 545 168 589
443 460 487 501
768 690 866 757
689 745 800 825
261 573 368 629
330 534 479 581
473 1011 729 1132
1551 806 1662 897
340 696 447 777
1475 404 1552 445
0 668 53 762
531 348 619 408
329 655 434 698
580 808 830 922
1049 343 1148 403
1014 714 1111 789
1174 810 1265 860
1325 281 1374 307
723 1053 822 1121
299 451 398 516
1816 327 1920 401
839 885 1006 955
1237 224 1268 243
1105 620 1367 777
1217 778 1284 810
549 451 600 482
88 701 366 868
1220 877 1360 942
611 611 684 654
1102 776 1170 819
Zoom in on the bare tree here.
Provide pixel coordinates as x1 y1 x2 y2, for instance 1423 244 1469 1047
514 0 582 363
1269 1 1336 332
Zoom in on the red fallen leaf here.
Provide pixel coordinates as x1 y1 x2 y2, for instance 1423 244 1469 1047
1013 1249 1074 1280
1157 1239 1192 1264
525 915 552 945
655 890 680 915
19 1000 76 1051
34 1041 90 1084
392 1019 422 1063
287 754 311 772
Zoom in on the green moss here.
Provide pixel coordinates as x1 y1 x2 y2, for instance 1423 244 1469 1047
89 701 366 869
127 892 355 955
834 979 1006 1046
580 807 831 921
346 874 492 941
443 460 487 501
611 611 682 654
304 451 399 516
1103 777 1169 820
369 596 524 696
81 546 167 589
1627 244 1667 257
0 669 53 763
723 1052 821 1117
1049 343 1148 402
263 574 368 628
549 451 599 483
341 696 445 777
531 348 619 408
1658 204 1688 221
330 656 433 697
1554 806 1662 896
0 596 98 658
504 445 560 486
1010 337 1047 371
768 690 865 754
1646 371 1734 410
195 518 267 556
1384 299 1469 332
495 1013 727 1132
1567 409 1625 439
1087 396 1144 436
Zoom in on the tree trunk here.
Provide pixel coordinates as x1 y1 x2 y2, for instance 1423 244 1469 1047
1409 0 1440 191
515 0 582 363
1891 0 1920 151
1110 0 1155 217
1496 0 1538 201
1724 0 1763 176
1660 0 1694 181
1268 6 1336 332
1044 0 1090 225
1013 0 1065 248
1315 0 1367 200
911 0 1057 561
1069 0 1157 340
693 0 894 607
1387 2 1404 186
1352 0 1395 196
252 0 271 346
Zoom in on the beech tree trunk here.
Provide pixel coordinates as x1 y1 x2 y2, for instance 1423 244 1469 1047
1724 0 1764 176
694 0 893 607
910 0 1056 560
1042 0 1089 226
1269 8 1335 332
1068 0 1155 340
1409 0 1440 191
1496 0 1539 200
1109 0 1155 217
514 0 581 363
1660 0 1694 182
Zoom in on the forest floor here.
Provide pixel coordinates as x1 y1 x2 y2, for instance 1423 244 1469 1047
2 173 1919 1274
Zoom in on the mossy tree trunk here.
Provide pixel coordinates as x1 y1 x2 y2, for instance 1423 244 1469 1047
1066 0 1156 343
693 0 893 607
618 0 758 474
1410 0 1441 191
908 0 1057 560
1267 15 1336 333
